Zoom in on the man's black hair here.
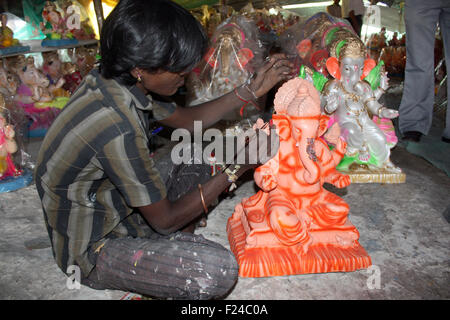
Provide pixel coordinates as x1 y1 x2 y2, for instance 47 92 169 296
99 0 208 85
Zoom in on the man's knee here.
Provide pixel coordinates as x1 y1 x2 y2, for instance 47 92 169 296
188 245 239 299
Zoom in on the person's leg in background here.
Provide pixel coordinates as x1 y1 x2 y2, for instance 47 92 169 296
355 14 363 37
399 0 440 142
440 5 450 142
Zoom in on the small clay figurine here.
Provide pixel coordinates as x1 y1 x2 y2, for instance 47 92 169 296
41 1 73 40
61 61 82 94
41 51 69 97
74 46 97 77
0 94 19 179
0 64 19 97
60 0 95 40
12 55 55 106
0 13 20 48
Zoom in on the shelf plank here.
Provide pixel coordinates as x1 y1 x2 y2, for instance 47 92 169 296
0 39 98 58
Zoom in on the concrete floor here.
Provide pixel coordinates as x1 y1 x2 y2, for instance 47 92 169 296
1 89 449 300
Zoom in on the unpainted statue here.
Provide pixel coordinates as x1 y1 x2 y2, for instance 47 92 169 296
227 78 371 277
186 16 264 120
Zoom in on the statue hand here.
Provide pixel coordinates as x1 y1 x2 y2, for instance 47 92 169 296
336 137 347 155
327 172 351 188
380 71 389 91
260 173 278 191
324 122 341 146
380 107 399 119
324 94 339 113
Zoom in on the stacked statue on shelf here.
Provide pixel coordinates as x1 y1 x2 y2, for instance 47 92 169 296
40 0 95 45
0 13 20 48
0 92 33 192
0 94 20 179
41 0 74 41
8 55 65 133
227 78 371 277
41 51 71 97
11 55 68 109
0 63 19 98
60 61 82 94
70 46 98 78
60 0 96 40
0 13 30 56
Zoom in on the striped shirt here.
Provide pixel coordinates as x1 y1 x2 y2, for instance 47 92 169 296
34 69 176 278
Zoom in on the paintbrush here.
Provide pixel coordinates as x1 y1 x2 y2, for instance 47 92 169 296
220 121 270 174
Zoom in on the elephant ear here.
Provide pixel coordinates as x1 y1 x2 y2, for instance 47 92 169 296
326 57 340 80
318 114 330 137
362 58 376 80
272 115 291 141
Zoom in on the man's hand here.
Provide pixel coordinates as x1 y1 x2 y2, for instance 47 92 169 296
247 54 296 98
234 122 280 171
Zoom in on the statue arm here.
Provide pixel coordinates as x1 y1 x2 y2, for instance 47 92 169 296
321 81 339 114
317 139 350 188
359 81 398 119
254 155 279 192
365 96 398 119
373 71 389 100
373 87 385 100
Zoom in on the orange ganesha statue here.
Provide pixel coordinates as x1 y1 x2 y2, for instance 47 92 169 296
227 78 371 277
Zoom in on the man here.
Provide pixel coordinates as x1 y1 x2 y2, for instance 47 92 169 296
327 0 342 18
34 0 293 300
341 0 365 37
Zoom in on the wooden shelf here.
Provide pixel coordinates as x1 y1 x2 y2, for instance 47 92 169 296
0 39 99 58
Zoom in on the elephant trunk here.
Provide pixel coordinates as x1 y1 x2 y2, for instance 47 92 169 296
298 137 320 185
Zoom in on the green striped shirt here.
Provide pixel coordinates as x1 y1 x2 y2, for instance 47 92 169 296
35 69 176 278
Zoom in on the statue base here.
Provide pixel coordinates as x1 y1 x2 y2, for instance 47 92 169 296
227 209 372 278
340 163 406 184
